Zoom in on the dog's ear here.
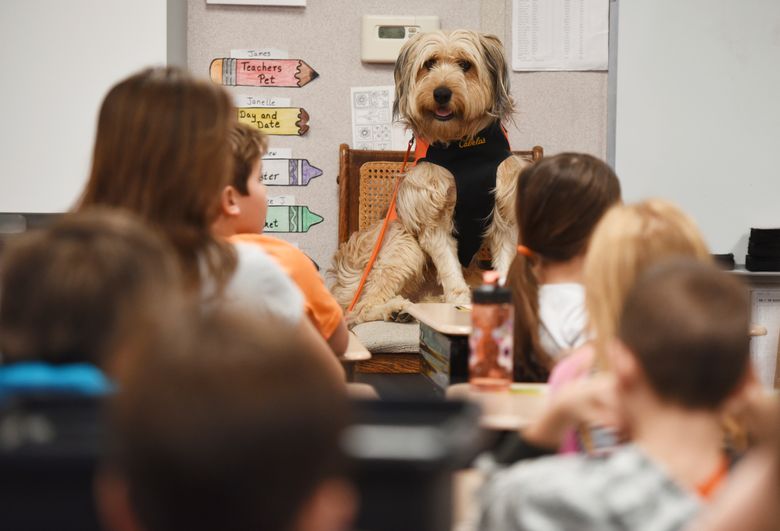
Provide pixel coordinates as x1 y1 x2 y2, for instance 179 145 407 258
393 33 422 122
479 33 515 121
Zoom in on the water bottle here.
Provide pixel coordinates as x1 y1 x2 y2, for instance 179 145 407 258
469 271 513 391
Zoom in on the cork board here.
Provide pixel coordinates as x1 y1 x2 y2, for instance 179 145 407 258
187 0 608 271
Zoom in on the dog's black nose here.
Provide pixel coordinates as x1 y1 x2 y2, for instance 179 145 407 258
433 87 452 104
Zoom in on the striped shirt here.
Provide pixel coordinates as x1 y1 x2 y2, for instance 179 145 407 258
479 445 700 531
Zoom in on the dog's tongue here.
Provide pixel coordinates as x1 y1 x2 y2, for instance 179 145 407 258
435 107 452 117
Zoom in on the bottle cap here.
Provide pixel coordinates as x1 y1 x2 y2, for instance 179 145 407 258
472 270 511 304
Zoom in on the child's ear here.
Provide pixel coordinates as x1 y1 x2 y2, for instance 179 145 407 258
219 186 242 217
610 339 641 390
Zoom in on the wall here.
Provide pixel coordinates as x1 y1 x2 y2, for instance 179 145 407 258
0 0 173 214
187 0 608 270
613 0 780 257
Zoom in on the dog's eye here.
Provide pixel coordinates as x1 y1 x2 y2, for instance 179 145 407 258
458 60 472 72
423 58 437 70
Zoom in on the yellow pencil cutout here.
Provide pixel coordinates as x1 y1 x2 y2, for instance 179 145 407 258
237 107 310 136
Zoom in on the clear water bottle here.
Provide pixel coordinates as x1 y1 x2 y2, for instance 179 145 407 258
469 271 513 391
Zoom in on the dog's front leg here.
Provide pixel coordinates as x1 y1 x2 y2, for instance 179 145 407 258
486 155 527 273
397 162 470 303
419 226 470 302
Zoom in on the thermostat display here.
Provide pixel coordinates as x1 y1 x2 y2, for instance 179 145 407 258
361 15 440 63
378 26 410 39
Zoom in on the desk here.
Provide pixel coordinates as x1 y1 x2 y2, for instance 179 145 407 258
406 303 472 394
449 383 548 531
340 332 372 381
447 383 549 431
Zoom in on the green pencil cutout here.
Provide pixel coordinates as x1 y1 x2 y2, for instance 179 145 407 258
264 205 324 233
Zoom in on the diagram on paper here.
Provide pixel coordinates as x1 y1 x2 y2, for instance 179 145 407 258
351 86 407 150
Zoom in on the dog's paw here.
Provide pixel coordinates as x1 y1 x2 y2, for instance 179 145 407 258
390 310 414 323
445 288 471 304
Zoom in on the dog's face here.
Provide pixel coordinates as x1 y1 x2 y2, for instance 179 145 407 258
394 30 514 143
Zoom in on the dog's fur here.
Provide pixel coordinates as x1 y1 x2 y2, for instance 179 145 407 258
330 30 527 324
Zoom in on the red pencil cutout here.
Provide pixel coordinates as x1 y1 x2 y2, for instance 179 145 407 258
210 58 319 88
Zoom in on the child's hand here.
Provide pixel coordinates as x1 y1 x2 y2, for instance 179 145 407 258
523 374 622 449
725 371 780 445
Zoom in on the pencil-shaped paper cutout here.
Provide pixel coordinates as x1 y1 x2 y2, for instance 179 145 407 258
264 205 324 233
211 58 319 88
262 159 322 186
238 107 309 136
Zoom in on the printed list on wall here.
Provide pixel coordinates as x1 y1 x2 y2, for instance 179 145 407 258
210 48 325 246
512 0 609 71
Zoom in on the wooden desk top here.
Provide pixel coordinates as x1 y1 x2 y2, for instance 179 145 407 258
447 382 549 431
406 302 472 336
340 331 372 362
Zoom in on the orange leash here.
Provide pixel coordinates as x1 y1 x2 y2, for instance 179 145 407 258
347 136 415 313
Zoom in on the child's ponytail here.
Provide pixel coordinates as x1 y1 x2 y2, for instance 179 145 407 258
509 249 552 381
509 153 621 382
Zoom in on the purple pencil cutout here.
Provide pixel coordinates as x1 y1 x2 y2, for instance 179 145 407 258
261 159 323 186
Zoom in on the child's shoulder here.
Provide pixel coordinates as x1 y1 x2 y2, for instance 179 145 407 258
549 343 595 390
482 445 698 530
231 233 310 268
231 233 298 255
230 234 321 283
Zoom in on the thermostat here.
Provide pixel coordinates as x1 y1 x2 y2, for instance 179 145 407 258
361 15 440 63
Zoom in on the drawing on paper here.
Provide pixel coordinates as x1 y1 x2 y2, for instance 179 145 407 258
262 159 322 186
350 85 407 150
264 205 324 233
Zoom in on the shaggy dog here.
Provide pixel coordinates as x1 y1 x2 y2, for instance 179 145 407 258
331 30 527 324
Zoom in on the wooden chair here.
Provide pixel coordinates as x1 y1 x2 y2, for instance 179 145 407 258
337 143 544 375
338 144 544 244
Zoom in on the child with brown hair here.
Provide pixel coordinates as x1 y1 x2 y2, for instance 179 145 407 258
79 67 303 323
211 122 349 355
0 208 181 392
481 260 753 530
0 209 184 530
508 153 621 382
77 67 341 374
97 308 355 531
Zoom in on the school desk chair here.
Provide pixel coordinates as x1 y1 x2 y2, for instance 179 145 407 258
337 144 543 375
0 394 103 531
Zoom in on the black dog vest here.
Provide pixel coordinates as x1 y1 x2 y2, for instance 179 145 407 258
415 121 512 267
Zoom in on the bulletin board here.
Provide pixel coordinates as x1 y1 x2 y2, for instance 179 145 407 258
189 0 609 271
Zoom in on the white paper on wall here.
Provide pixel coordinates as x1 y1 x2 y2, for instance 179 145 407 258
264 148 292 159
267 195 296 205
230 48 289 59
235 95 291 108
512 0 609 71
350 85 408 150
209 1 305 6
749 289 780 389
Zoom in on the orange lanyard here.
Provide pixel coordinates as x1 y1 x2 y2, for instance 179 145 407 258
695 455 730 500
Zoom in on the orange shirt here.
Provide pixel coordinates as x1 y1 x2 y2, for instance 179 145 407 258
230 234 344 340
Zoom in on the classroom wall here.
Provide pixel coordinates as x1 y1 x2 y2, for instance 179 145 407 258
0 0 172 214
187 0 608 270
